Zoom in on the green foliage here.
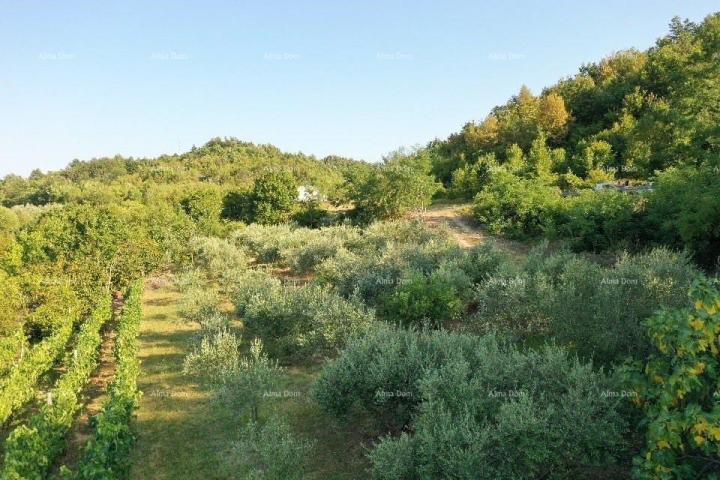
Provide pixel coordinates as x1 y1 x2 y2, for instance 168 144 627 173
0 330 27 377
473 247 700 364
0 303 79 426
646 164 720 266
435 14 720 261
180 187 224 235
17 203 162 297
189 236 248 281
0 270 23 336
2 296 112 479
291 200 333 228
552 190 643 251
315 325 628 479
473 169 561 239
348 149 442 223
237 278 374 359
69 281 144 480
178 286 221 325
447 154 497 200
185 333 281 422
377 270 465 327
248 171 297 225
224 171 297 225
226 416 315 480
232 223 361 272
569 139 615 177
624 279 720 479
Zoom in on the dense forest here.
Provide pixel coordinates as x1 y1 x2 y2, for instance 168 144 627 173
0 12 719 480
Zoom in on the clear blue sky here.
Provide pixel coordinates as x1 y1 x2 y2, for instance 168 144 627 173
1 0 717 177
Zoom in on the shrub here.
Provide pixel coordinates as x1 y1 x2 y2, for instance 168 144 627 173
189 236 248 280
316 231 470 306
552 190 642 251
377 270 465 327
315 324 628 479
178 287 221 325
313 324 445 427
292 201 333 228
447 154 497 200
287 237 347 274
473 268 553 339
185 333 281 422
231 224 302 264
239 281 374 359
453 243 506 284
228 269 282 316
174 268 205 292
473 170 561 239
0 303 79 425
226 416 315 480
225 171 297 225
624 279 720 479
316 248 408 304
645 165 720 267
473 247 700 364
180 187 224 235
0 330 27 377
348 151 442 223
545 248 699 364
0 270 23 336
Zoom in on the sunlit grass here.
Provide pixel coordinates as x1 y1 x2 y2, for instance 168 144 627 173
130 282 370 479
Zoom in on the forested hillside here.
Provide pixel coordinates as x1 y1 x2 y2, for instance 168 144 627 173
427 14 720 266
0 12 719 480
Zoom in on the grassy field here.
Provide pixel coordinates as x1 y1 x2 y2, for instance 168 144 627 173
129 281 370 479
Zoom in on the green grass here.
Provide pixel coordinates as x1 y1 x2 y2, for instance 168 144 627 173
129 282 370 479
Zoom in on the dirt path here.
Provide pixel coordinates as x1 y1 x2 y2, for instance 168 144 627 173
418 204 531 262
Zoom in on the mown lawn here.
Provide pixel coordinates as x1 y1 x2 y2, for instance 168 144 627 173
129 281 369 479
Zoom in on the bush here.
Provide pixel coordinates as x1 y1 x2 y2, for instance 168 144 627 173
546 248 699 364
292 201 333 228
0 302 79 425
228 269 283 316
377 270 465 327
624 279 720 479
473 170 561 239
552 190 643 251
315 325 628 479
313 324 446 427
185 333 281 422
0 270 23 336
178 287 221 325
347 151 442 223
453 243 506 284
645 165 720 267
287 237 348 274
224 171 297 225
189 236 248 280
231 224 303 264
226 416 315 480
180 187 224 235
239 281 374 359
316 230 470 306
473 247 700 364
473 268 553 338
0 330 27 377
